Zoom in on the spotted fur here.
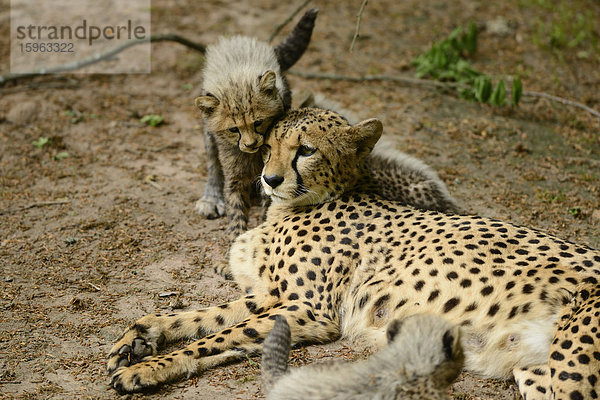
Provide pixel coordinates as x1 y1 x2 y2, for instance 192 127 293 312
262 314 463 400
108 109 599 399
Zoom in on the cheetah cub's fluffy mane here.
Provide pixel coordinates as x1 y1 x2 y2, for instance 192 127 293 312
261 314 464 400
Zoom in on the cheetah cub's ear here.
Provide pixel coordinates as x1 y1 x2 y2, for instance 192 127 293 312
195 94 220 117
342 118 383 159
385 318 404 343
258 70 278 94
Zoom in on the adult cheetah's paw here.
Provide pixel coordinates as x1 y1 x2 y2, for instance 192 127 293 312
107 333 163 375
110 363 159 394
214 262 233 280
195 194 226 219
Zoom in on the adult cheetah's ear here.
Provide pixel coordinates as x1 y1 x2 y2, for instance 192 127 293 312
345 118 383 159
385 319 403 343
195 95 220 117
258 70 278 95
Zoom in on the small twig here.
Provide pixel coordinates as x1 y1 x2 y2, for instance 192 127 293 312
289 70 464 90
144 175 163 190
268 0 312 43
0 381 22 384
523 90 600 120
565 157 600 167
0 34 206 86
85 282 102 292
350 0 369 52
139 142 181 153
0 200 70 215
290 70 600 121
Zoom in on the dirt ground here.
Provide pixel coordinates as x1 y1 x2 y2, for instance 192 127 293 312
1 0 599 399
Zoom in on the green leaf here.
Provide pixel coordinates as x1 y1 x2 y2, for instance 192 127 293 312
140 114 164 127
512 77 523 106
474 76 492 103
32 137 50 149
490 80 506 107
463 22 478 55
54 151 70 160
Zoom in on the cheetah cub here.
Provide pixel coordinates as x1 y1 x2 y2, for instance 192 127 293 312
261 314 464 400
194 9 319 238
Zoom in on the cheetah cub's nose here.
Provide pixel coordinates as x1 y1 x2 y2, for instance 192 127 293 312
263 174 284 188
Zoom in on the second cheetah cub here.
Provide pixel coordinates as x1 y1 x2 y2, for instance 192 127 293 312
262 314 464 400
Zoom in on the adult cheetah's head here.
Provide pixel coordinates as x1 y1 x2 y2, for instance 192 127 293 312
261 108 382 206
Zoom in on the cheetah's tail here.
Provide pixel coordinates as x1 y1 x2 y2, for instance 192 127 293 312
273 8 319 72
261 315 291 394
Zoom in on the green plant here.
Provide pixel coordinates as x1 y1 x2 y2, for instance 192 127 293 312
413 23 522 107
528 1 599 59
568 207 582 218
140 114 164 127
32 137 50 149
54 151 70 161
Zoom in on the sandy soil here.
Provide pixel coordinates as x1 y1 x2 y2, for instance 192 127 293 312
1 0 599 399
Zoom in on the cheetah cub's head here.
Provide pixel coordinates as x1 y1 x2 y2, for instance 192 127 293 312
195 71 284 153
262 108 382 207
385 314 464 387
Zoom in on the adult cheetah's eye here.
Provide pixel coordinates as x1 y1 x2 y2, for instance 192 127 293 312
298 145 316 157
229 127 240 133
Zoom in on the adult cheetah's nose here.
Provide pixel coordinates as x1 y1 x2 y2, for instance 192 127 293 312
263 174 284 188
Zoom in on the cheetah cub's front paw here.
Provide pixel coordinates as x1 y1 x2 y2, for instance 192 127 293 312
195 194 226 219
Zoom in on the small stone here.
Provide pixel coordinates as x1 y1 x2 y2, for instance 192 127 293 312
158 291 178 297
592 209 600 222
486 17 514 37
7 101 38 125
4 277 13 282
64 237 79 245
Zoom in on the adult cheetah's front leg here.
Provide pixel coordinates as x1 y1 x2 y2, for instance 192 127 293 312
109 302 340 393
107 294 262 375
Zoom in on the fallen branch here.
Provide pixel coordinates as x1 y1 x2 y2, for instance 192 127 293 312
289 70 600 121
350 0 369 52
0 200 70 215
565 157 600 167
289 70 464 89
0 34 206 86
268 0 312 43
523 90 600 120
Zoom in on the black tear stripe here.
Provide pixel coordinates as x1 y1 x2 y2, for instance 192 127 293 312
291 150 306 196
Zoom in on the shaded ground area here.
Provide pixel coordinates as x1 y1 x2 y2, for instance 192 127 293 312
0 0 598 398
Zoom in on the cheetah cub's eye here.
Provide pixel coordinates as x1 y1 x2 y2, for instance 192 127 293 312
253 119 264 130
229 127 240 133
298 145 316 157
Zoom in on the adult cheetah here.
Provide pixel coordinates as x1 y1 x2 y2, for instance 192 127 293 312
108 108 600 399
261 314 463 400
